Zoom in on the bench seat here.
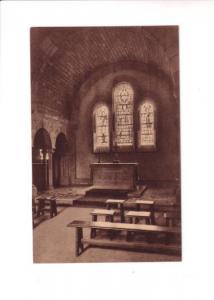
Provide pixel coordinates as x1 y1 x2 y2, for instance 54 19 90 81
90 209 116 236
126 211 152 224
106 199 126 205
90 209 116 217
67 220 181 256
67 220 180 233
135 200 154 205
126 211 151 217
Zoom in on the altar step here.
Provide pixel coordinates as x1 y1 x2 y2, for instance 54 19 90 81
85 188 132 198
73 185 148 208
73 196 109 207
84 185 147 198
74 188 131 208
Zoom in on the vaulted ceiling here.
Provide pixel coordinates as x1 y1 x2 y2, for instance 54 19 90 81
31 26 179 118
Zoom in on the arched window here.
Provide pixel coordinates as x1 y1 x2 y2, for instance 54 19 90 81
112 82 134 149
93 104 110 152
138 100 156 149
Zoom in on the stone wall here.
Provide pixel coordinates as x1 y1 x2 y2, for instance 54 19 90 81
31 103 70 148
74 62 180 183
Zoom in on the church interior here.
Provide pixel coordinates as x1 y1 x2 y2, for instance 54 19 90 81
31 26 181 263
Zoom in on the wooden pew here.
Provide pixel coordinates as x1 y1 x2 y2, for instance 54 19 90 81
106 199 126 222
90 209 116 238
67 220 181 256
36 196 58 218
125 211 152 224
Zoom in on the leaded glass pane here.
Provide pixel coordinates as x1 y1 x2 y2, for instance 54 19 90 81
139 101 156 147
93 104 110 152
113 82 134 147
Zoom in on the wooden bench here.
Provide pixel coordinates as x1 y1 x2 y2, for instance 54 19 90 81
106 199 126 222
36 196 57 218
126 211 152 224
90 209 116 238
90 209 116 222
67 220 181 256
135 200 155 223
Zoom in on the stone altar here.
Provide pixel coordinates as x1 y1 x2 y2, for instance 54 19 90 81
90 163 138 190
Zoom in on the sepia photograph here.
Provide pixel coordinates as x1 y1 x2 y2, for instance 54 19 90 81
1 1 214 299
31 26 181 263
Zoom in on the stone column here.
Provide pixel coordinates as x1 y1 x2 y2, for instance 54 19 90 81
48 149 54 189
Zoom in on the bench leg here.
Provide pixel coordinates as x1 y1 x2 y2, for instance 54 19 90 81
91 215 97 238
52 201 57 217
135 217 139 224
75 227 83 256
37 200 45 217
151 207 155 224
79 228 84 251
120 204 125 223
50 202 55 218
126 217 133 241
146 217 150 225
107 215 116 240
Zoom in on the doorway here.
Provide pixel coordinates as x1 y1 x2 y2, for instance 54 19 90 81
32 128 52 191
53 133 70 187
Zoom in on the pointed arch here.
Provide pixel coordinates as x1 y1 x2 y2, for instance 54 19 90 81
55 132 69 153
34 128 52 150
33 128 52 191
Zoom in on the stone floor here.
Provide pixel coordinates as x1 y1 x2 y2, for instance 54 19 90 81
33 205 181 263
33 185 181 263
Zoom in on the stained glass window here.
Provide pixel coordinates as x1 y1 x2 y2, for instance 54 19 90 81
138 101 156 148
113 82 134 148
93 104 110 152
